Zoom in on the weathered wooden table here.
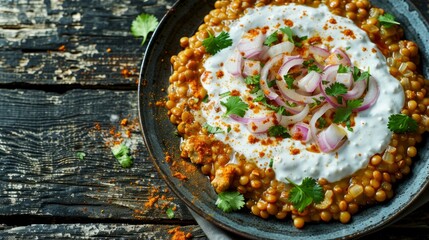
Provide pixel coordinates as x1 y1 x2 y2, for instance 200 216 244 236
0 0 428 239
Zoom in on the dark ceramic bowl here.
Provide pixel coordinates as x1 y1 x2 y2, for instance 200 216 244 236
138 1 429 239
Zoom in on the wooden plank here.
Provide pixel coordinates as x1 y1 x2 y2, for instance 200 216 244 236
0 88 193 221
0 0 177 85
0 223 206 239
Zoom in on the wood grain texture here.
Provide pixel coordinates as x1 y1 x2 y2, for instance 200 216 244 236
0 0 176 86
0 223 206 239
0 88 192 222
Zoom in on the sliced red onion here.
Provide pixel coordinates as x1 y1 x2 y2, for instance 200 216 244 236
309 103 333 147
291 122 311 142
260 54 283 100
325 48 351 66
356 77 380 111
309 45 330 62
322 64 340 83
317 124 347 152
230 113 280 134
278 56 303 77
280 104 310 126
336 72 353 89
277 80 324 104
237 33 265 59
230 114 267 124
264 41 295 59
225 50 243 77
297 71 322 93
343 78 366 100
318 81 344 108
243 59 261 77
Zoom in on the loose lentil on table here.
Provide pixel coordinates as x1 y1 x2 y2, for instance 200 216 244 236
165 0 429 228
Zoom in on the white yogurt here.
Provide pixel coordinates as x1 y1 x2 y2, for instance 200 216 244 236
199 4 404 183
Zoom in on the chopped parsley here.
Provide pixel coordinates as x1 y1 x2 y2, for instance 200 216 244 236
268 125 291 138
202 95 209 103
264 32 278 46
216 191 245 213
268 80 277 88
111 144 133 168
286 177 324 212
303 59 321 73
203 31 233 55
378 13 400 28
317 118 327 129
203 123 224 134
325 82 348 97
221 96 249 117
131 13 159 45
284 74 295 89
387 114 418 133
269 159 274 168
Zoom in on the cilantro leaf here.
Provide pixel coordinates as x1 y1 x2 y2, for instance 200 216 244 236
244 75 260 85
221 96 249 117
216 191 245 213
352 66 371 82
337 64 349 73
166 208 175 219
333 99 363 124
264 32 278 46
268 80 277 88
111 144 133 168
203 123 224 134
203 31 233 55
286 177 324 212
379 13 400 28
269 159 274 168
325 82 348 97
317 118 327 129
280 27 307 47
202 95 209 103
268 125 291 138
76 151 86 160
284 74 295 89
131 13 159 45
308 64 322 73
387 114 418 133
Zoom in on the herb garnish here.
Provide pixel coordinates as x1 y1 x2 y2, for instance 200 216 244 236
111 144 133 168
268 125 291 138
284 74 295 89
269 159 274 168
203 123 224 134
286 177 324 212
280 27 307 47
264 32 279 46
221 96 249 117
244 75 260 85
219 91 231 98
131 13 159 45
337 64 349 73
378 13 400 28
317 118 327 129
387 114 418 133
352 66 371 82
166 208 175 219
216 191 245 213
333 99 363 125
76 151 86 160
325 82 348 97
203 31 233 55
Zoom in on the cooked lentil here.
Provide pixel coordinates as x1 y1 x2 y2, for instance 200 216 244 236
166 0 429 228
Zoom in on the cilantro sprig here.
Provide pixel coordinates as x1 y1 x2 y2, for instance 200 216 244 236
268 125 291 138
333 99 363 130
166 208 175 219
131 13 159 45
280 27 307 47
221 96 249 117
387 114 418 133
325 82 348 97
203 31 233 55
378 13 400 28
284 74 295 89
216 191 245 213
111 144 133 168
244 75 260 85
203 123 224 134
264 32 279 46
286 177 324 212
352 67 371 82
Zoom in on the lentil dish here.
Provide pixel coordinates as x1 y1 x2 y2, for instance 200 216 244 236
165 0 429 228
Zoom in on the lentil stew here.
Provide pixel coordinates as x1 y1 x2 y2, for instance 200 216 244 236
139 0 429 238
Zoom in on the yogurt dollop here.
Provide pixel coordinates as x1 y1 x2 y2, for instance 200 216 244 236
200 4 404 183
